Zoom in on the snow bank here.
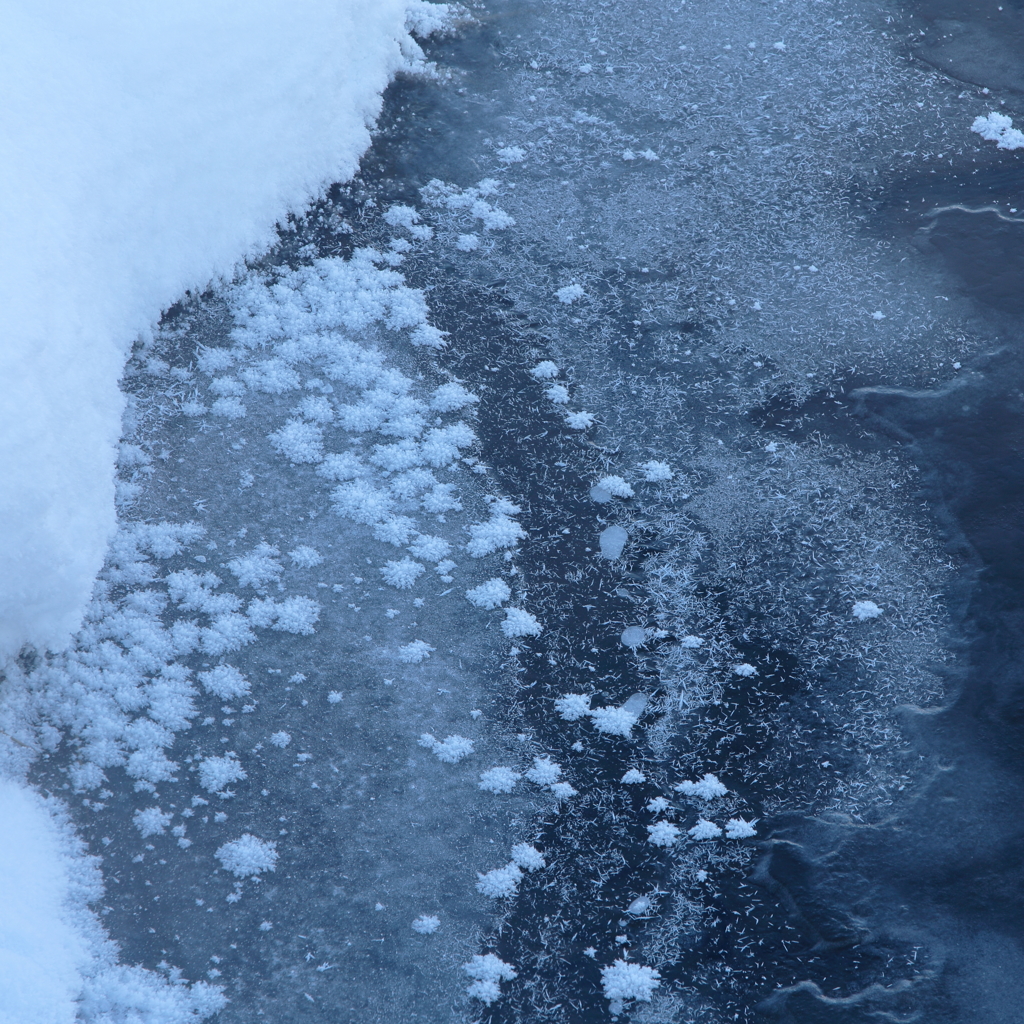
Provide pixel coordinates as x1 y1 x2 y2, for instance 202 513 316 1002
0 0 447 659
0 778 223 1024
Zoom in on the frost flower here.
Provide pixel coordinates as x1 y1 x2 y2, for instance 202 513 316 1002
646 821 680 847
380 558 426 589
972 111 1024 150
852 600 882 621
554 693 592 721
733 663 758 677
216 834 278 877
530 360 559 379
411 915 441 934
466 578 511 609
588 706 639 737
601 959 660 1012
621 768 646 784
198 755 247 794
419 733 474 764
463 954 517 1005
476 862 523 898
466 514 526 557
510 843 546 871
397 639 435 663
675 773 728 800
640 460 673 482
597 475 634 498
565 410 595 429
556 283 585 304
725 818 758 839
501 608 542 637
133 807 172 838
525 756 562 786
479 767 521 794
688 819 723 840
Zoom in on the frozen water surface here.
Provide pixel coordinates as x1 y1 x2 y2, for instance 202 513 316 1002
6 0 1024 1021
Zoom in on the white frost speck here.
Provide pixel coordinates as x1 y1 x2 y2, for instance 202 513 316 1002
852 600 882 620
215 834 278 877
479 767 521 793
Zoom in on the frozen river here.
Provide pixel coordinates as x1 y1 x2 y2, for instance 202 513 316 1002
7 0 1024 1021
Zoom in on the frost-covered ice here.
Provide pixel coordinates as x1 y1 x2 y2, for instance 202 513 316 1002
215 834 279 877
